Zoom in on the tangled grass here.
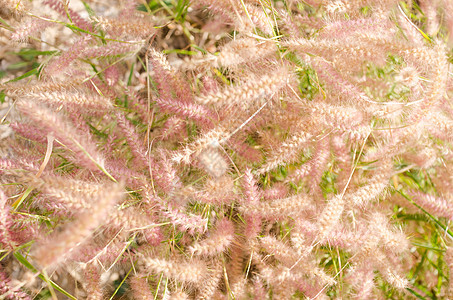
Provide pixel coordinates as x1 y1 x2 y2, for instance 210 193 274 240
1 0 453 299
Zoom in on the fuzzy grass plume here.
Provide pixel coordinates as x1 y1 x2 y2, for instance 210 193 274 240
1 0 453 299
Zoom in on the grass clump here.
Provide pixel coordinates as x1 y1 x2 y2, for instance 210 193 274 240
1 0 453 299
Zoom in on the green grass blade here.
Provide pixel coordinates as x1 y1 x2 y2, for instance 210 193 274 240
397 190 453 238
13 252 77 300
5 68 38 83
109 266 133 300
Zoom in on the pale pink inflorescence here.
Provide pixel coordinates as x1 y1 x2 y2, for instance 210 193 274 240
128 275 154 300
43 35 92 77
43 0 92 31
318 195 345 240
189 218 234 256
15 100 106 172
409 191 453 221
140 256 208 284
0 190 17 250
32 181 124 268
0 0 29 18
11 17 53 42
2 0 453 298
0 267 30 300
195 68 289 108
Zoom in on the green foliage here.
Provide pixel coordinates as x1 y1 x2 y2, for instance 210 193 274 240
296 66 319 100
1 0 453 299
